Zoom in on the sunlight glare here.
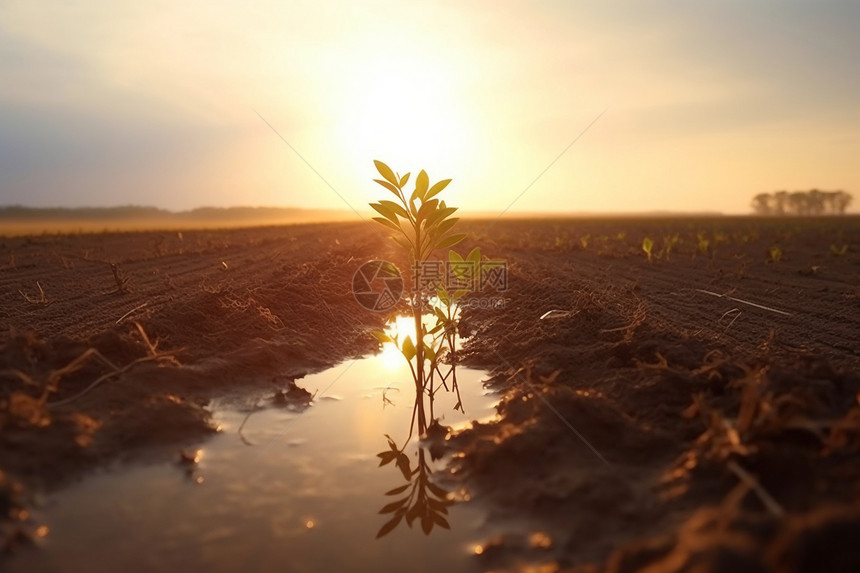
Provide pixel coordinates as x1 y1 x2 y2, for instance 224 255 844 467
379 314 419 370
330 48 479 206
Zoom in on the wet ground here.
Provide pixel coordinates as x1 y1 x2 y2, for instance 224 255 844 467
4 349 499 573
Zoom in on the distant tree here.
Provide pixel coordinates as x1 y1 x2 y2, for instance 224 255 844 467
750 189 853 216
751 192 773 215
788 191 809 215
773 190 790 216
822 191 840 214
835 190 853 215
807 189 825 215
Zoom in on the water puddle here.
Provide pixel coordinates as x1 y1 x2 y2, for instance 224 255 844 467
7 319 501 572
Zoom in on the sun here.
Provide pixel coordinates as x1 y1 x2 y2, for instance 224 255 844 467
329 48 479 202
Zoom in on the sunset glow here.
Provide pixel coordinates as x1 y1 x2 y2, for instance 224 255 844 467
1 1 858 215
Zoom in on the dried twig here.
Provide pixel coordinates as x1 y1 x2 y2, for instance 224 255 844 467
47 352 177 408
695 289 792 316
726 460 785 518
116 302 149 324
19 281 48 305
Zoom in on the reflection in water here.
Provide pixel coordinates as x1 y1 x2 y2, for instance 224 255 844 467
5 314 497 572
374 310 464 538
376 435 454 538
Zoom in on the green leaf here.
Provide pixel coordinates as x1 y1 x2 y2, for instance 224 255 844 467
642 237 653 254
374 178 401 197
425 178 451 200
371 202 398 223
372 217 400 232
433 216 459 236
414 170 429 201
374 160 399 187
426 207 458 229
467 246 481 265
435 233 466 250
448 250 464 264
435 285 450 306
392 234 413 251
416 198 439 222
372 330 392 344
423 342 436 363
402 336 416 361
399 172 411 188
380 200 409 219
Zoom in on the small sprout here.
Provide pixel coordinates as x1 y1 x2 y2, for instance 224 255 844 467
696 233 710 256
109 263 131 294
663 234 680 260
642 237 654 262
579 234 590 249
768 245 783 263
830 244 848 257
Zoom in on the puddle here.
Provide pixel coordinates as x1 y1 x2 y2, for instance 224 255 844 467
7 322 500 573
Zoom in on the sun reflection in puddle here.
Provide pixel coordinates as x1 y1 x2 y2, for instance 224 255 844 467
5 313 500 573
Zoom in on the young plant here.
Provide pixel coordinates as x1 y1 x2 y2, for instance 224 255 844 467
368 160 480 438
663 233 680 261
830 244 848 257
696 232 710 257
768 245 783 263
579 234 590 249
642 237 654 263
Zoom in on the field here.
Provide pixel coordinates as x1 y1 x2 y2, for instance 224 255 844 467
2 216 859 572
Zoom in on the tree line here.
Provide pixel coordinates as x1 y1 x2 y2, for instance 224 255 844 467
751 189 853 216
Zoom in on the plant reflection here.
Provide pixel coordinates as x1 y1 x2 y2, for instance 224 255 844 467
375 433 454 538
374 320 462 539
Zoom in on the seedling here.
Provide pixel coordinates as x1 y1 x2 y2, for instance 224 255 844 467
110 263 131 294
663 234 680 261
696 233 710 256
368 160 480 439
768 245 783 263
642 237 654 263
830 244 848 257
579 234 590 249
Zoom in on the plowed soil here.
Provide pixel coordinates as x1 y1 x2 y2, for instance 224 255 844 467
2 216 860 572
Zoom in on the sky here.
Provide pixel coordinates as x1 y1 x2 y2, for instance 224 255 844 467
1 1 859 215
